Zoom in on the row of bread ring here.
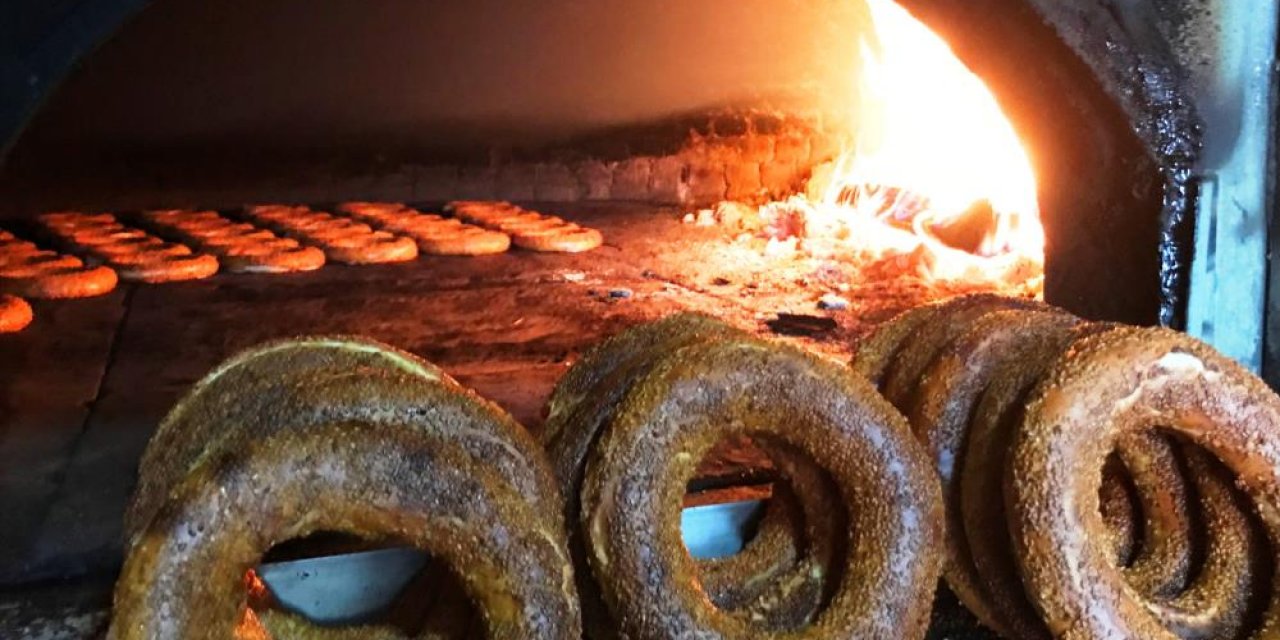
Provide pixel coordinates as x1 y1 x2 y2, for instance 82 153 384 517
337 201 512 256
444 200 603 253
0 230 35 332
0 226 117 304
141 210 326 274
39 212 219 283
542 313 944 639
854 293 1279 640
243 204 419 265
112 336 580 639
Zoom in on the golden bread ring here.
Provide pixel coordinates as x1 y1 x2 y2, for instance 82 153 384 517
1009 326 1280 639
878 294 1043 413
579 331 942 638
906 308 1078 634
116 337 579 639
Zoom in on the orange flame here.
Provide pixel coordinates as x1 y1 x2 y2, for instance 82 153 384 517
809 0 1043 285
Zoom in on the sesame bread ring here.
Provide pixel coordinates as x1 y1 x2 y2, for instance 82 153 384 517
1009 326 1280 640
580 334 942 639
961 322 1106 639
321 233 418 265
913 306 1211 635
113 253 219 283
907 308 1079 635
546 314 842 634
0 264 117 299
0 295 33 333
113 425 580 640
115 336 580 639
879 294 1044 414
851 302 956 389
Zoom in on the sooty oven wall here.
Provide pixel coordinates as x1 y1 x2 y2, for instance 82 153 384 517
0 0 1200 327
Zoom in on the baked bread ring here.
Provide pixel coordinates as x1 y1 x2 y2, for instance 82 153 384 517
878 294 1043 413
0 294 33 333
1008 326 1280 639
579 332 942 639
850 304 933 387
116 336 579 639
545 314 761 636
907 308 1079 635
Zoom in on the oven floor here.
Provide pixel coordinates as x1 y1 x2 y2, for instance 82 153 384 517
0 202 1001 638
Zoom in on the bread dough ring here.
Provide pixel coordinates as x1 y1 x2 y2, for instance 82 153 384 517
143 211 327 274
1009 326 1280 639
511 225 604 253
320 233 419 265
220 245 326 274
113 253 220 283
0 264 117 299
101 243 193 265
580 333 942 638
0 295 33 333
446 201 602 254
342 205 512 257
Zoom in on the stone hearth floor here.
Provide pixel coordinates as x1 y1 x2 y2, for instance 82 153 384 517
0 202 1010 638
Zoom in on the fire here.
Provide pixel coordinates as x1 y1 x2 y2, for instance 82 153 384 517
805 0 1043 286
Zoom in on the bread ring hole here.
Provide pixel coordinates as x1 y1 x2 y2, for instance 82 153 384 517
683 435 776 560
241 531 480 638
1096 429 1275 638
682 434 847 628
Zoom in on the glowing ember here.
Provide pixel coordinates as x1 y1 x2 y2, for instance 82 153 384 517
799 0 1044 289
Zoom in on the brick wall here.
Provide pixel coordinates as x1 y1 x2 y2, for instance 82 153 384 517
0 108 846 215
